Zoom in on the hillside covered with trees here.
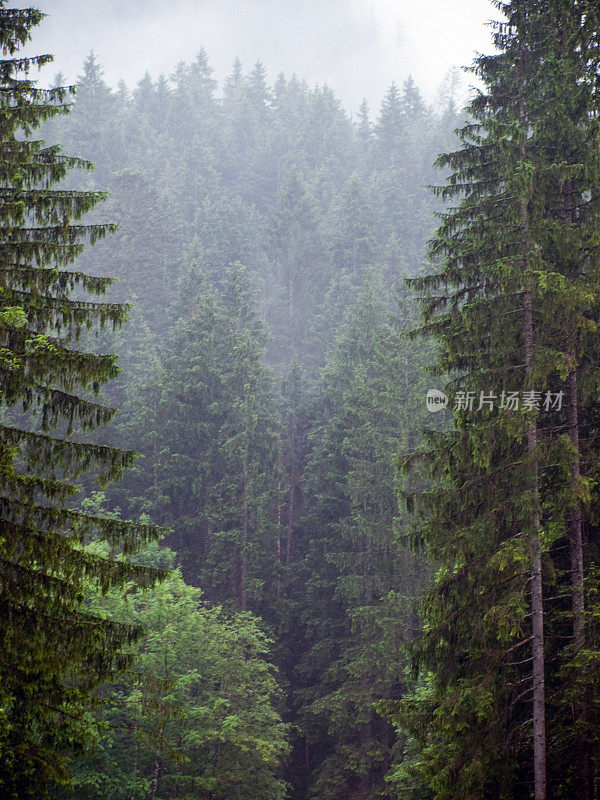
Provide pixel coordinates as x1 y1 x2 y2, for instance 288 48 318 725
41 46 452 800
1 2 600 800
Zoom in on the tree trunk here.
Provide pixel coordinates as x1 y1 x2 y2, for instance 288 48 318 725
519 82 547 800
286 402 297 567
276 476 283 619
562 180 585 652
151 750 162 800
286 483 294 566
523 286 547 800
566 368 584 648
240 393 250 610
288 266 295 348
562 174 588 800
277 478 282 563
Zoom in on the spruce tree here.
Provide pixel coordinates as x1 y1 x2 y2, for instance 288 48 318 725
296 278 423 800
0 7 162 797
120 264 281 617
384 2 600 799
374 83 403 161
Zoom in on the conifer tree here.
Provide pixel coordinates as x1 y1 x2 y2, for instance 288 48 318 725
385 2 600 799
65 52 122 181
0 7 162 797
400 76 425 120
374 83 403 162
357 99 372 157
296 278 423 800
328 173 376 279
121 264 281 617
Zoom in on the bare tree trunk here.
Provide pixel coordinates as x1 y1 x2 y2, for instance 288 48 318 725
524 286 547 800
286 483 294 566
562 173 588 799
276 476 283 619
151 750 162 800
519 85 547 800
288 266 295 348
240 392 250 611
277 477 282 564
286 401 297 567
562 180 585 652
566 367 584 648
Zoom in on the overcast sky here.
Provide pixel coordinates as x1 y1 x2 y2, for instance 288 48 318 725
22 0 496 112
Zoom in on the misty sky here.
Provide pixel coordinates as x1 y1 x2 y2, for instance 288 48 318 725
22 0 495 112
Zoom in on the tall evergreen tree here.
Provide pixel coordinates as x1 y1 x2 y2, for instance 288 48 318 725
295 279 423 800
0 6 163 798
65 52 122 181
374 83 403 163
384 3 600 799
121 265 281 618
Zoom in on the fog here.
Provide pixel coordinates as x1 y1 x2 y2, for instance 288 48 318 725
21 0 493 109
10 2 592 799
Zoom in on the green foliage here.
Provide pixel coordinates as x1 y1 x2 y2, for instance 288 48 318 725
384 2 600 799
31 28 463 800
293 278 429 800
0 6 164 798
118 265 282 617
56 539 289 800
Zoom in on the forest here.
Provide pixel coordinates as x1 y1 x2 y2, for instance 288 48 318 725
1 2 600 800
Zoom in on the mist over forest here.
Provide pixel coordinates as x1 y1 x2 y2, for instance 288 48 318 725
17 0 490 108
2 3 600 800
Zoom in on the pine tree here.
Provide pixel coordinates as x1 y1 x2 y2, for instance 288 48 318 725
374 83 403 162
248 60 271 112
373 82 437 272
0 7 162 797
296 278 423 800
384 2 600 799
328 173 377 279
400 76 425 120
120 264 281 617
80 168 176 337
268 172 322 365
66 52 122 182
